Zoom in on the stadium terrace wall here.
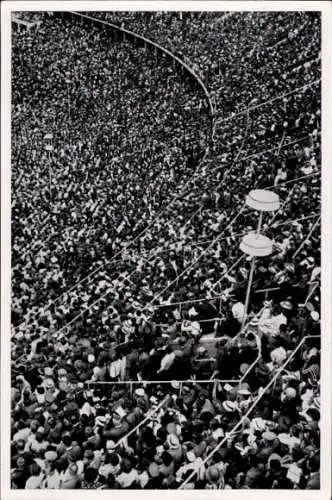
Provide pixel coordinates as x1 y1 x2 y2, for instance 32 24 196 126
54 10 215 143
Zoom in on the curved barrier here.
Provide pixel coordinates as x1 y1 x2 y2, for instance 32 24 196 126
54 11 215 131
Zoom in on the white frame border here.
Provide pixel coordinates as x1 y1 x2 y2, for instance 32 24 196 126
1 2 331 500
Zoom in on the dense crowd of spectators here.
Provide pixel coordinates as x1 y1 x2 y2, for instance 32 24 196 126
11 11 321 489
12 15 210 324
91 11 320 113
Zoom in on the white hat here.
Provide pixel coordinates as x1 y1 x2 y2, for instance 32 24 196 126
232 302 245 321
167 434 180 448
171 381 180 389
284 387 297 399
188 307 198 317
237 387 251 396
115 406 127 419
286 464 302 484
251 417 266 432
262 431 277 441
87 354 95 363
285 263 295 273
95 416 106 427
238 266 250 281
249 317 259 327
134 388 145 397
271 346 287 365
222 400 237 412
277 433 293 446
44 378 55 389
310 311 319 321
280 301 293 310
308 347 319 359
186 451 196 462
106 440 116 450
212 428 224 441
45 450 57 461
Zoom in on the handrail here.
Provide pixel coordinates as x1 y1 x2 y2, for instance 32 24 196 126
66 11 215 122
152 295 230 310
292 215 321 259
215 79 321 124
178 334 319 489
86 380 238 385
153 184 294 310
115 394 170 448
155 316 223 326
84 324 262 387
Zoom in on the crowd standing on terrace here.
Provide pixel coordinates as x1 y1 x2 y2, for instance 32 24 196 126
11 10 321 489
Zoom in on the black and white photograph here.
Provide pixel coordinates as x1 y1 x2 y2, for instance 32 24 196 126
1 1 331 496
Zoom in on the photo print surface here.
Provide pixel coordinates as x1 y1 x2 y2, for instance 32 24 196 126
9 8 322 491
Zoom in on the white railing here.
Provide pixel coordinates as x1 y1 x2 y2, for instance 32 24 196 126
178 334 319 488
61 11 215 121
114 394 170 448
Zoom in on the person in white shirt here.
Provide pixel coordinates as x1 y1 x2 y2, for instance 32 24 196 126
13 426 31 444
176 451 205 481
157 345 176 374
28 428 49 454
25 463 44 489
42 461 61 489
59 463 80 489
116 458 139 488
258 302 288 337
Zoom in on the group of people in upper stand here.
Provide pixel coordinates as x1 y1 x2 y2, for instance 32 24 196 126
11 11 321 489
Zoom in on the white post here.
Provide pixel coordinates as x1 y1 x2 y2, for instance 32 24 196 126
67 83 71 120
241 256 256 329
48 151 52 201
257 211 263 235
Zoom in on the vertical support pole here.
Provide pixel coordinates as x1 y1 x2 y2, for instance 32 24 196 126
48 151 52 202
257 211 263 236
213 380 217 399
241 256 256 329
67 84 70 120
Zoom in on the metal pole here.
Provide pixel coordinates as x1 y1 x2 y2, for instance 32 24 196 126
115 395 170 449
257 211 263 235
67 84 70 120
178 335 316 489
48 151 52 201
241 210 263 327
241 256 256 329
